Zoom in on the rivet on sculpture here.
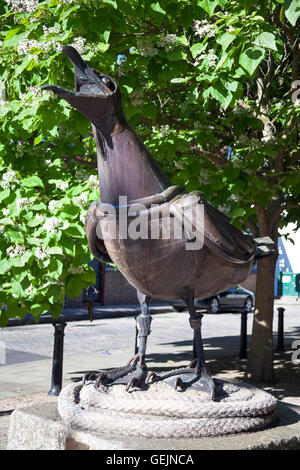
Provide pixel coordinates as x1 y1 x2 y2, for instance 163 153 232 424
42 46 277 438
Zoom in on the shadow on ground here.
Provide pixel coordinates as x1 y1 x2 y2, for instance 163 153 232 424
67 337 300 403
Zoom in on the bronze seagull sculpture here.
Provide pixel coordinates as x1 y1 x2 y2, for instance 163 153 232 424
43 46 276 399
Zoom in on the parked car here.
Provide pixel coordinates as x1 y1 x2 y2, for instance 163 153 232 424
171 285 254 314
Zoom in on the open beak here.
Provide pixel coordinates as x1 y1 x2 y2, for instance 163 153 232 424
41 46 119 125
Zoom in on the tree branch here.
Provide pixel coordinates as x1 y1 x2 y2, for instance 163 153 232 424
188 142 228 168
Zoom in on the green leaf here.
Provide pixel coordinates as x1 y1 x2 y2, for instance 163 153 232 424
216 32 235 51
49 303 63 317
170 77 191 84
102 0 117 7
6 229 24 243
10 252 31 267
209 85 233 110
80 269 96 284
48 246 63 255
65 224 85 238
285 0 300 26
0 259 11 275
151 2 166 15
3 27 26 47
254 32 277 51
30 303 46 319
66 277 84 298
190 43 206 58
96 43 110 53
34 135 44 146
239 47 265 76
197 0 219 16
0 188 10 203
0 309 9 328
231 207 246 218
21 176 44 188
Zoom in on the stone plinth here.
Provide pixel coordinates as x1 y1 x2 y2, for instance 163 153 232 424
57 380 277 440
6 400 300 450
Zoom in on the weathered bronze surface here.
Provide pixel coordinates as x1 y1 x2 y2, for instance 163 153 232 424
42 46 271 397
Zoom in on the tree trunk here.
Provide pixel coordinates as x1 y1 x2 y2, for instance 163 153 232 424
246 254 277 382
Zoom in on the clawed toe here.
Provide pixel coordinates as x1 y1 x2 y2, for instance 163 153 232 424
145 371 159 385
81 355 148 392
144 365 215 398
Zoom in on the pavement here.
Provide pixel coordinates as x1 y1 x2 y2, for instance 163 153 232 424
0 300 299 449
6 296 299 327
1 302 299 400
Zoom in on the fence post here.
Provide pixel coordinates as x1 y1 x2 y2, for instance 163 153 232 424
239 312 248 359
276 307 285 352
48 320 67 396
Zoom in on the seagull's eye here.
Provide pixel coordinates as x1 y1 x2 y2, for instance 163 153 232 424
101 77 115 91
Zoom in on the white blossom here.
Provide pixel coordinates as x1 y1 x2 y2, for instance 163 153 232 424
35 246 48 260
3 209 10 216
70 37 86 54
6 244 27 257
6 0 38 13
17 30 61 62
0 225 4 233
16 197 30 209
157 34 179 52
88 174 99 190
194 49 217 67
69 264 83 275
136 39 158 57
55 180 68 191
193 20 217 38
36 214 45 223
15 141 24 159
20 85 42 103
1 170 19 189
49 200 59 211
25 285 36 296
75 169 88 182
61 220 70 230
43 217 62 233
130 90 143 107
44 218 69 232
43 25 61 36
74 192 88 208
152 125 171 138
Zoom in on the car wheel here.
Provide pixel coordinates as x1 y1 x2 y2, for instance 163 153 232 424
173 306 185 312
209 297 219 314
244 297 253 313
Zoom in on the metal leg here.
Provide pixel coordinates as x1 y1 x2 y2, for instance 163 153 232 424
183 292 215 396
146 289 215 399
85 291 152 392
135 291 152 362
134 315 138 355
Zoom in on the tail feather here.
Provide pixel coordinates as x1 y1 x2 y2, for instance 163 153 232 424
254 236 278 258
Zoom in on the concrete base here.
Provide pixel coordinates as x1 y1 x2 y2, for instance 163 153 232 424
6 401 300 450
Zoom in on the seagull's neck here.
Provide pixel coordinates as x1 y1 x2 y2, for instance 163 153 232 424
94 125 170 205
